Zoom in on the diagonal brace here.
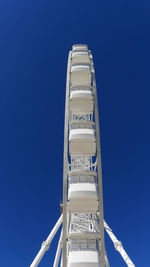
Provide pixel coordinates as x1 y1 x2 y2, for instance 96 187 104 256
104 220 135 267
30 214 63 267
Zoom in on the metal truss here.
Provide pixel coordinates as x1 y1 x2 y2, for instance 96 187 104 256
69 214 100 234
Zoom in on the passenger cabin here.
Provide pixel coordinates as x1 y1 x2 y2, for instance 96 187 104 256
72 44 88 52
68 251 100 267
67 239 100 267
68 172 98 213
69 123 96 156
71 65 91 88
72 51 90 65
69 87 94 113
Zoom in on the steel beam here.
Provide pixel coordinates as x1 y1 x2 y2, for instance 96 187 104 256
91 57 105 267
62 51 71 267
30 215 63 267
53 230 63 267
104 220 135 266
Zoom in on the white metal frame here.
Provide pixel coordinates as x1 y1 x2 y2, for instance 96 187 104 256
91 54 105 267
30 45 135 267
62 51 72 267
30 218 135 267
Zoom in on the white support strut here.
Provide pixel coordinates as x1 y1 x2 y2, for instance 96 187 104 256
53 230 63 267
104 221 135 267
30 215 63 267
105 249 110 267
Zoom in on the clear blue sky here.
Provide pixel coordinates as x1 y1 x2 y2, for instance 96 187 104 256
0 0 149 266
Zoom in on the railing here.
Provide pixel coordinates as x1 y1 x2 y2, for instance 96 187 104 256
68 239 99 252
69 175 96 184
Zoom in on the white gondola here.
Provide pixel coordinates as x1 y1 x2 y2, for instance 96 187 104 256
68 173 98 213
71 65 91 87
72 44 88 52
68 251 100 267
69 128 96 155
68 183 98 213
69 88 93 113
72 51 90 65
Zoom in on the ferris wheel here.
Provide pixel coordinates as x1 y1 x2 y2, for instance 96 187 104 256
30 44 135 267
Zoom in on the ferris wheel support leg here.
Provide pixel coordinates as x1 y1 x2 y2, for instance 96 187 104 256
60 251 63 267
104 220 135 267
105 248 110 267
30 215 63 267
53 230 63 267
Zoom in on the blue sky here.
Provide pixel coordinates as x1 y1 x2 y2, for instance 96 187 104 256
0 0 150 266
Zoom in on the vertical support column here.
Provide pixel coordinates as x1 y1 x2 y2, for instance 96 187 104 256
92 58 105 267
62 51 71 267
